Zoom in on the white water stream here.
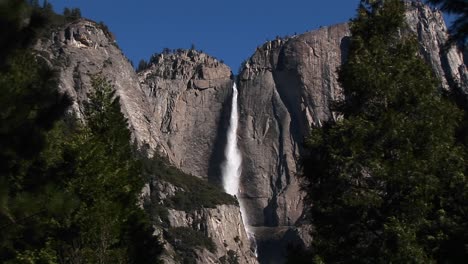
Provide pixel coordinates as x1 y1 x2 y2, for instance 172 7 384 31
221 83 258 257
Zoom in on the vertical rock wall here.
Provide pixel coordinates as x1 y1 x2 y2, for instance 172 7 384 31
138 50 233 180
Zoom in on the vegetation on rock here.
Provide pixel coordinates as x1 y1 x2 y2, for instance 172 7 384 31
166 227 216 264
143 156 237 212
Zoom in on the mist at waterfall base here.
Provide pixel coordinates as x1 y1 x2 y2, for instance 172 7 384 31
221 83 258 257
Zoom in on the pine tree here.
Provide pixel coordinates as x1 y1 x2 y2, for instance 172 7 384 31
302 0 468 262
137 59 149 72
61 74 161 263
0 2 72 262
0 2 162 262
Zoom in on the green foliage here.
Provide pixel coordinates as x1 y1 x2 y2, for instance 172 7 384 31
0 2 162 263
145 157 237 211
55 74 162 263
301 0 468 263
1 71 162 263
0 0 53 68
0 7 71 260
167 227 216 263
285 245 315 264
121 210 163 264
137 59 149 72
63 7 81 22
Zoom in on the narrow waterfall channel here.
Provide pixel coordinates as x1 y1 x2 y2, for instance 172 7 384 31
221 82 258 257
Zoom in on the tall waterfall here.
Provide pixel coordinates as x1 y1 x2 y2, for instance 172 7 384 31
222 83 242 195
222 82 257 256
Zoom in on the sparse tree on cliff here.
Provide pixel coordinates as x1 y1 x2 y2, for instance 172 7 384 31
137 59 149 72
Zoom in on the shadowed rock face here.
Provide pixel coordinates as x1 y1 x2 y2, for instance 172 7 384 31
237 2 466 263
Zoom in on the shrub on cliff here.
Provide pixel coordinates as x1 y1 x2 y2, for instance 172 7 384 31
166 226 216 263
142 155 237 212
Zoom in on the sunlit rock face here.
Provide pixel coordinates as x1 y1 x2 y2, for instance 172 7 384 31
237 2 466 263
34 19 155 148
138 49 234 180
36 20 234 182
143 180 258 264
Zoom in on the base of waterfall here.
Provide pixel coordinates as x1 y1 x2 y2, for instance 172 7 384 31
249 226 302 264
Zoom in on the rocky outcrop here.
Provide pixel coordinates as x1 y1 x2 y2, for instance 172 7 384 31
143 178 258 264
237 2 466 262
165 206 257 264
138 50 233 180
405 2 467 93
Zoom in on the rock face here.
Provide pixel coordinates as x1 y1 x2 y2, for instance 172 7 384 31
142 179 258 264
237 2 466 263
238 24 349 228
35 19 234 182
405 2 467 93
138 51 233 180
165 206 257 264
34 19 155 148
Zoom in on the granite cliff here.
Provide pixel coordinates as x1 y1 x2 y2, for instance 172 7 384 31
137 50 233 181
33 2 466 263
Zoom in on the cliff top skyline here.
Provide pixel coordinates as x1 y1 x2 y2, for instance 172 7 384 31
47 0 363 71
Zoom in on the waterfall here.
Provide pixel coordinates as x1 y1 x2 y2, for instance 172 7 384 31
222 82 257 256
222 83 242 196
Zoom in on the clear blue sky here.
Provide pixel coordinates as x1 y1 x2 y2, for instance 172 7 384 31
46 0 449 71
46 0 361 70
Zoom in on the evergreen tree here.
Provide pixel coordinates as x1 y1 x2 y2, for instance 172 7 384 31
55 74 162 263
137 59 149 72
0 1 72 262
301 0 468 263
0 2 162 262
70 8 81 19
63 7 71 17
